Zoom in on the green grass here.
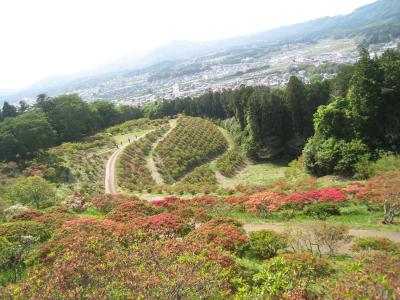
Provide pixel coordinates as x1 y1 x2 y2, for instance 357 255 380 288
76 208 105 217
218 161 289 188
220 205 400 232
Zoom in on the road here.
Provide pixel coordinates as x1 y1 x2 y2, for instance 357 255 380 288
243 223 400 254
104 133 146 194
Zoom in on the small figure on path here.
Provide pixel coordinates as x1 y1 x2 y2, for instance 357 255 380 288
128 138 131 143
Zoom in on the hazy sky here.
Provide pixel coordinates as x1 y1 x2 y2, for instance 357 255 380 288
0 0 375 90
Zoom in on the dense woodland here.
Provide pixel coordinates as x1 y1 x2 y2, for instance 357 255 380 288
0 95 143 161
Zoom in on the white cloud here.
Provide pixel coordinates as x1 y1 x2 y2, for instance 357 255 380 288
0 0 375 90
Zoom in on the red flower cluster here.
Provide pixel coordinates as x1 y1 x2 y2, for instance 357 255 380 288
191 217 248 251
341 183 367 196
222 187 347 214
134 213 191 237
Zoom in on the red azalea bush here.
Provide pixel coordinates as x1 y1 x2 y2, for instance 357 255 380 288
152 196 215 223
356 172 400 203
91 194 133 213
243 187 347 215
342 183 367 196
247 192 289 214
106 199 162 222
11 209 43 221
355 172 400 223
3 219 236 299
190 217 248 252
134 212 192 237
10 206 75 230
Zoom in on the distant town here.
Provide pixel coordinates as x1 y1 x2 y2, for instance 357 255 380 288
72 39 399 105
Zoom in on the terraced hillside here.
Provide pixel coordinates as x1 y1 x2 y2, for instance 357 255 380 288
117 124 170 192
155 116 228 180
46 118 168 196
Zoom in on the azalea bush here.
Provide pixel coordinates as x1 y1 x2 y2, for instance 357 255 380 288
190 217 248 252
304 202 341 220
328 251 400 299
0 208 238 299
238 254 331 299
351 237 400 253
243 230 287 259
91 194 132 213
356 171 400 224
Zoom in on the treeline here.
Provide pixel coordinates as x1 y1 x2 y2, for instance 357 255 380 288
142 69 350 159
0 95 143 161
144 49 400 177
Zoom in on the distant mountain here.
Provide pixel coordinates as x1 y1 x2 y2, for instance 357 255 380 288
242 0 400 45
3 0 399 104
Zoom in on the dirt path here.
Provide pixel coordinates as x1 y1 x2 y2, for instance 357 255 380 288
243 223 400 254
104 133 148 194
146 119 178 185
212 126 242 186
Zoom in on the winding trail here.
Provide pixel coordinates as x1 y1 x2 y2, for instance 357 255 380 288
146 119 177 185
104 133 147 194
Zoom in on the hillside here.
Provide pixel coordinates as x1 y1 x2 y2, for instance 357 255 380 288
1 17 400 299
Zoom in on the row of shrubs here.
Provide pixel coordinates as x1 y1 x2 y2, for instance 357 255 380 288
215 150 245 177
155 116 228 180
118 125 170 191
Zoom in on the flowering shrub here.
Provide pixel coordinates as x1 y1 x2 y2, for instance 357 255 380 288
190 217 248 252
91 194 132 213
106 199 161 222
32 206 75 229
356 171 400 223
342 183 367 196
134 213 191 237
11 210 43 221
247 192 288 214
287 187 346 206
61 193 90 212
1 225 236 299
3 204 29 221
